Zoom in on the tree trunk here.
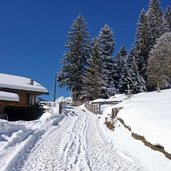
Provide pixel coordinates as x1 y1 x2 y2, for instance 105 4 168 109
71 90 76 106
157 81 160 93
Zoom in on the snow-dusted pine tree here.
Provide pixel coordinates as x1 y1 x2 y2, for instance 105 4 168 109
163 6 171 33
134 10 151 81
114 46 127 92
147 0 164 48
128 52 146 93
57 15 90 103
118 52 146 94
147 32 171 92
118 55 131 94
97 24 115 98
82 39 104 100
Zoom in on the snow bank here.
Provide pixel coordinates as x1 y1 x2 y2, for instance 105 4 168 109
0 120 27 136
39 112 52 121
82 106 171 170
99 118 171 170
92 94 127 103
0 91 19 102
55 96 72 104
109 94 127 101
0 104 66 171
92 90 171 155
118 89 171 154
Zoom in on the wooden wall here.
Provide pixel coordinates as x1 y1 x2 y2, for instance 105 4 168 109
17 91 29 106
0 89 38 108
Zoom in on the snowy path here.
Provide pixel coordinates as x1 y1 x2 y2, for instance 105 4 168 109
18 107 142 171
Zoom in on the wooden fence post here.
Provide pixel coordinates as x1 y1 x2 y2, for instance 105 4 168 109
98 105 101 114
59 102 62 114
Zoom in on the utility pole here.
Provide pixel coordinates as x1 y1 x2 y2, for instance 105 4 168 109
53 75 57 102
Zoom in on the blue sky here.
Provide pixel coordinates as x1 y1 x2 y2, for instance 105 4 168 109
0 0 170 100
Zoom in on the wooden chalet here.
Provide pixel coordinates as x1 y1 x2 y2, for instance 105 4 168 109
0 73 48 121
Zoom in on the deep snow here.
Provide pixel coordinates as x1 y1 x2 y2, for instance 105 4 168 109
117 89 171 154
0 90 171 170
97 89 171 155
13 108 142 171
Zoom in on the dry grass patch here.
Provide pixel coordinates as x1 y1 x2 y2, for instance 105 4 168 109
118 118 171 160
105 117 115 130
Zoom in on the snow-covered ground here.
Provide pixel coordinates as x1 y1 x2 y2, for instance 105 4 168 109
97 89 171 155
0 107 150 171
0 108 65 171
99 118 171 171
0 106 132 170
0 90 171 170
116 89 171 154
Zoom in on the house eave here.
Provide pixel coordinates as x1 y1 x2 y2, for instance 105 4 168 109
0 87 49 95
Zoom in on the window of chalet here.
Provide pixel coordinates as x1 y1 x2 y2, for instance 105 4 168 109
29 94 36 105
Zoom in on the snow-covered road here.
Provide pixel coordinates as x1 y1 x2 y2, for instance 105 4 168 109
17 107 141 171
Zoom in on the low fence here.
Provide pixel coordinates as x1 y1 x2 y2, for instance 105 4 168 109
85 100 123 115
39 101 69 114
84 102 101 114
39 101 57 107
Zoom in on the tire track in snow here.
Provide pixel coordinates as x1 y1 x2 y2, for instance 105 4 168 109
58 111 91 171
19 112 78 171
84 109 143 171
18 107 143 171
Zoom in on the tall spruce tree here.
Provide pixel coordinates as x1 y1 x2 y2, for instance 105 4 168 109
117 54 132 94
118 52 146 94
133 0 165 89
57 15 90 102
97 24 115 98
128 52 146 93
147 0 164 48
114 46 128 92
134 10 151 81
163 6 171 32
82 39 104 100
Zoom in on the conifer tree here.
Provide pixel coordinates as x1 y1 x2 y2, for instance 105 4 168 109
147 0 164 48
114 46 127 92
118 55 132 93
133 0 165 88
118 55 131 94
163 6 171 32
115 46 127 71
127 52 146 93
134 10 151 80
147 32 171 92
57 15 90 102
97 24 115 98
82 39 104 100
116 49 146 94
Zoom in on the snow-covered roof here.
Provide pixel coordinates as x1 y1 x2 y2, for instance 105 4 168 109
0 91 19 102
0 73 48 94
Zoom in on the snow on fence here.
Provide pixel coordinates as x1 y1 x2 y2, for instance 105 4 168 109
85 100 123 115
39 101 57 107
39 101 70 114
84 102 101 114
39 101 60 114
